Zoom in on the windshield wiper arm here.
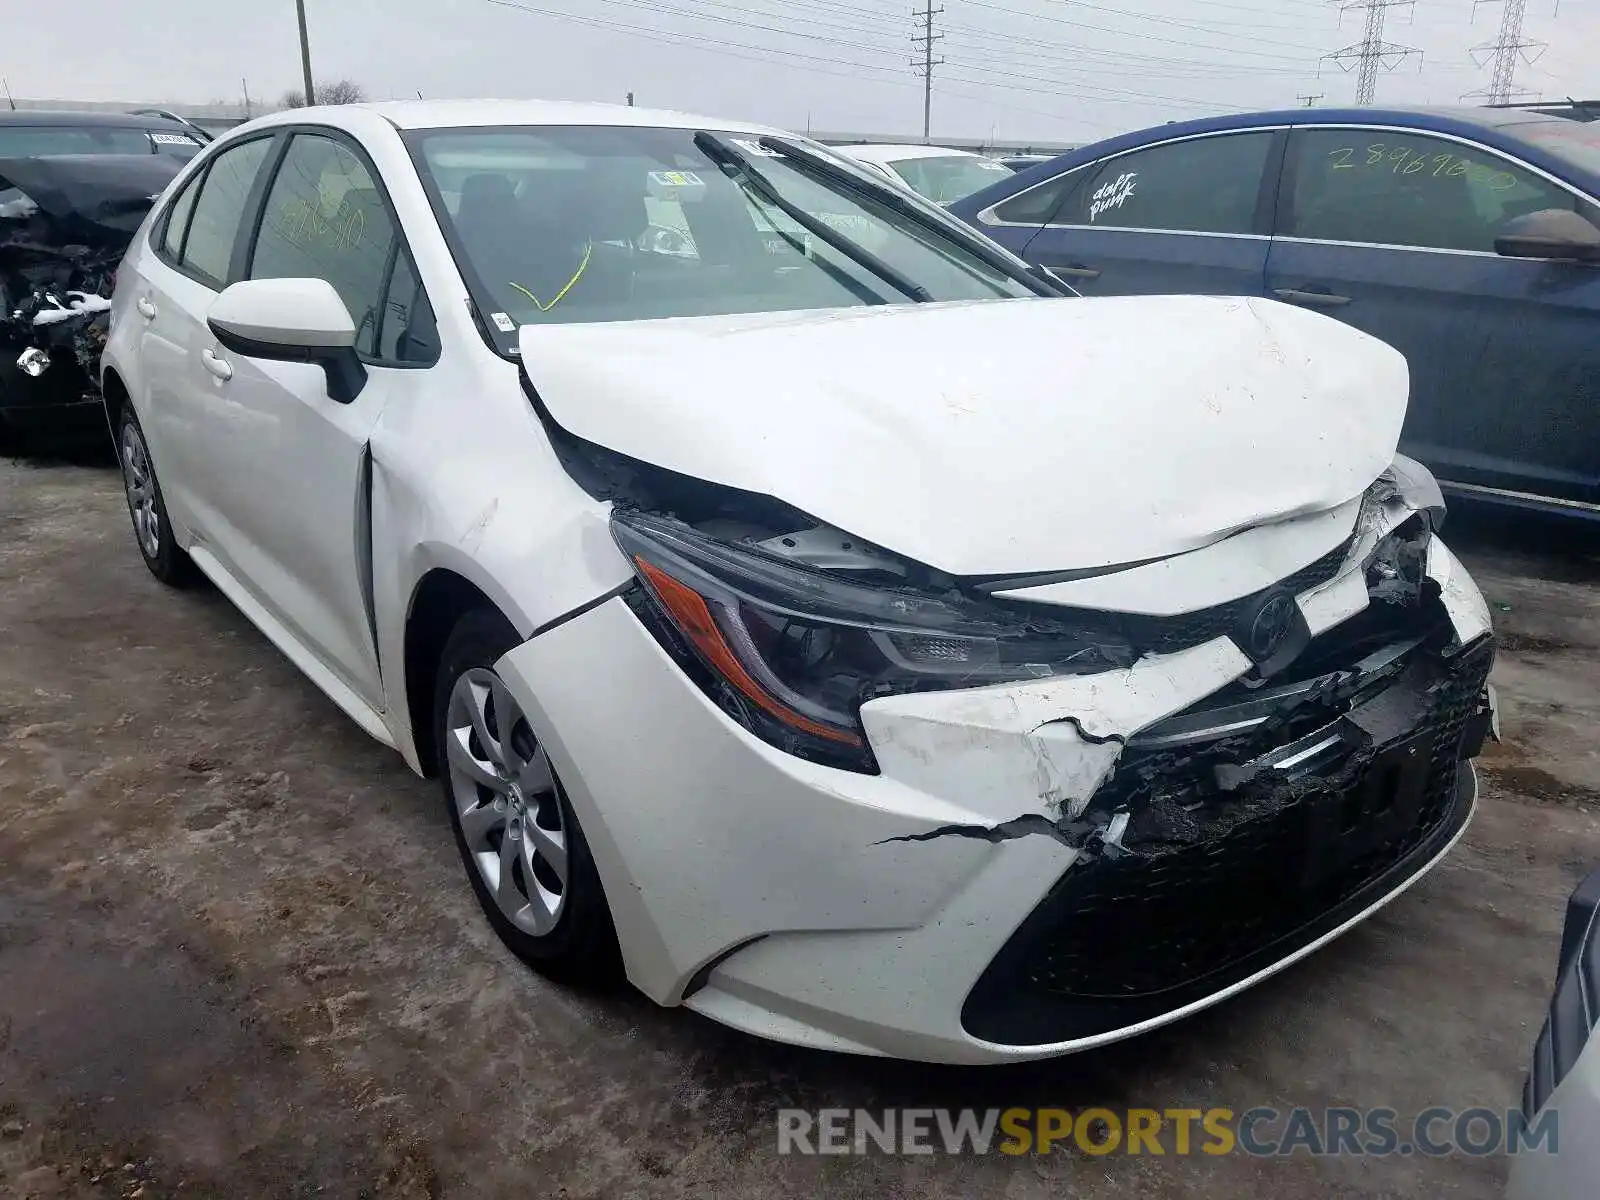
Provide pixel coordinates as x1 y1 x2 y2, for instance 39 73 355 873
693 131 933 303
755 135 1070 298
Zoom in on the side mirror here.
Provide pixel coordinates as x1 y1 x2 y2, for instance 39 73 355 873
1494 208 1600 263
206 278 368 403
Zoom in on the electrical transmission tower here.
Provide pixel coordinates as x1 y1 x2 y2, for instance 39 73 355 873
1323 1 1422 105
911 0 944 142
1464 0 1547 105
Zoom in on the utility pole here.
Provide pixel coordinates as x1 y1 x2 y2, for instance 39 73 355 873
1323 1 1421 105
1465 0 1547 105
1297 92 1325 106
1 78 14 111
294 0 316 107
911 0 944 142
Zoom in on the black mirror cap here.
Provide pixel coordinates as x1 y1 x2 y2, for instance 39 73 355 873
206 317 368 405
1494 208 1600 262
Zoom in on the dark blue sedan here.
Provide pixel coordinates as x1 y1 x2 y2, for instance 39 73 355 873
949 107 1600 518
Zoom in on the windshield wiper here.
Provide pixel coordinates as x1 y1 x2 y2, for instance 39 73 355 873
693 131 933 303
755 135 1071 299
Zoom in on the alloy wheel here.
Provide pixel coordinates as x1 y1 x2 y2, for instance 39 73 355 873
444 668 569 935
120 422 160 560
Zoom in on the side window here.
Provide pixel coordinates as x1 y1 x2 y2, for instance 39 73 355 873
249 133 397 358
159 174 200 259
1054 132 1275 234
376 248 440 364
1285 129 1576 252
180 137 273 287
991 169 1085 225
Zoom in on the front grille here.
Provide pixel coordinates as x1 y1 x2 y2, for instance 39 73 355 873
1113 536 1351 656
962 637 1493 1046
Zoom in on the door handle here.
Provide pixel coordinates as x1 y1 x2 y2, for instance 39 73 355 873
1044 263 1102 281
136 296 158 320
201 347 233 382
1273 287 1351 308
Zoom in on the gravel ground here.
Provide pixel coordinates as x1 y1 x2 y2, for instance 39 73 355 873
2 452 1598 1199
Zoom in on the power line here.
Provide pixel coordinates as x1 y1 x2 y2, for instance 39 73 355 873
483 0 922 86
957 0 1336 64
482 0 1260 123
1053 0 1333 51
1322 1 1422 105
936 27 1317 77
912 0 945 140
1464 0 1547 104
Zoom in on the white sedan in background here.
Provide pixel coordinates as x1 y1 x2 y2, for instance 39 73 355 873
102 100 1497 1064
835 142 1014 203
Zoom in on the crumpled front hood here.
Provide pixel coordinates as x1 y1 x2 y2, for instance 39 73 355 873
522 295 1408 577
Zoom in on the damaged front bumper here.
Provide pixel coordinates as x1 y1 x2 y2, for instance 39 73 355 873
962 633 1494 1046
495 520 1497 1064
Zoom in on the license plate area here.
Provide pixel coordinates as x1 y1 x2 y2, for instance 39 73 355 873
1302 729 1433 888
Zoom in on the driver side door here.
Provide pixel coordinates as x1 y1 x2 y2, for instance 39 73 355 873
184 129 439 716
1267 126 1600 506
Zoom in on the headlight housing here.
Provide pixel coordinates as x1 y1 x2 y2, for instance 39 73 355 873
613 510 1133 772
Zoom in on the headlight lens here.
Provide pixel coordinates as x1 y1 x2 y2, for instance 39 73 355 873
613 510 1132 772
1377 455 1447 531
1364 513 1432 608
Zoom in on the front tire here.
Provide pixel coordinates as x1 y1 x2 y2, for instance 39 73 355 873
434 608 621 986
117 407 194 587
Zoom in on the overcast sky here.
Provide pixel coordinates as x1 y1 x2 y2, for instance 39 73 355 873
10 0 1596 142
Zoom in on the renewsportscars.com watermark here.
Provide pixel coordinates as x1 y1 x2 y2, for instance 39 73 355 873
777 1106 1559 1158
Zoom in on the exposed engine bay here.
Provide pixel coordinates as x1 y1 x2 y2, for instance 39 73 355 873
1 154 182 425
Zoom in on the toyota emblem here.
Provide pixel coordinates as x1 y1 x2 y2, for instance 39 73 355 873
1242 591 1297 661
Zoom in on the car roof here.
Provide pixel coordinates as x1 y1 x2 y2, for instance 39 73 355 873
1139 104 1565 136
838 143 989 165
243 98 782 136
0 109 192 130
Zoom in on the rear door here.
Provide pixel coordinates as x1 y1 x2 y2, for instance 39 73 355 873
130 133 277 532
975 128 1283 297
1267 125 1600 505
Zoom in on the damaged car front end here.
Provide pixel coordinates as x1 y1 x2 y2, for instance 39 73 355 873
503 402 1495 1063
1 154 180 445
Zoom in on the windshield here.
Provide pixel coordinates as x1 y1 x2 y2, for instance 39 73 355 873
407 125 1037 341
0 125 202 160
1517 119 1600 175
888 155 1015 204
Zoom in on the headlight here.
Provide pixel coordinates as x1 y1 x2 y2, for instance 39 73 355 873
1378 455 1447 531
612 510 1133 772
1364 513 1432 608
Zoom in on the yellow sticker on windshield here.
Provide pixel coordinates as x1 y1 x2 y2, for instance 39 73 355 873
649 170 703 188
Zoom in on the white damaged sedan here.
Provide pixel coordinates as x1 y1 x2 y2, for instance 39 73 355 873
102 101 1498 1064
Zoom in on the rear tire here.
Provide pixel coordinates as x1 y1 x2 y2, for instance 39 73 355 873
434 608 622 986
117 406 195 587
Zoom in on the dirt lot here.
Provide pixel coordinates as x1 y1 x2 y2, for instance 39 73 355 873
2 452 1598 1200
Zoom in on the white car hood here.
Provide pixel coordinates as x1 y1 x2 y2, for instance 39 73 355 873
521 295 1408 577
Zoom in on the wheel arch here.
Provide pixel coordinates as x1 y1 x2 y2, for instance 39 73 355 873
403 567 513 778
100 367 130 441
